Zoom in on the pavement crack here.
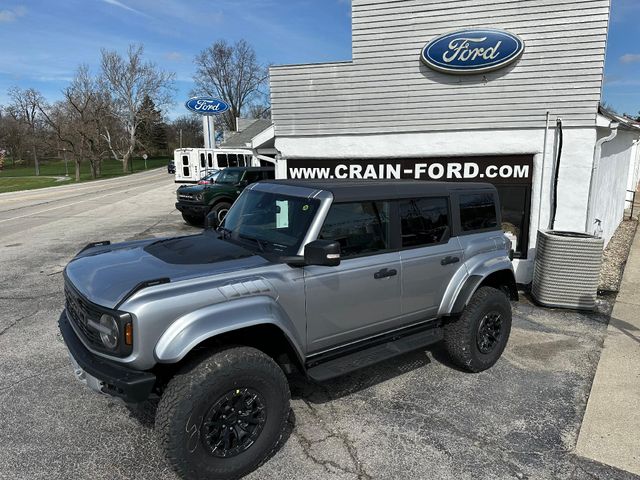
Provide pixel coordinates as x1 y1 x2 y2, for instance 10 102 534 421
0 309 38 336
299 393 372 480
0 365 67 393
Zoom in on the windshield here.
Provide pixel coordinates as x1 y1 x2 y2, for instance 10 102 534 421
204 170 220 181
216 169 242 185
222 189 320 255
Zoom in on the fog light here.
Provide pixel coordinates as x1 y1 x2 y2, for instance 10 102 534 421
99 314 119 349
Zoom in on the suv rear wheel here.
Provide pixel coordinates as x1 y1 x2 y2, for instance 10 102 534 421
443 286 511 372
155 347 290 480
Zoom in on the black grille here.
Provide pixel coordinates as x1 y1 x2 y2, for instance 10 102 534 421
178 193 195 201
65 285 103 349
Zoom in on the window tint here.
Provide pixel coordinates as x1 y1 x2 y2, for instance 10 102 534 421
243 171 262 184
264 170 275 180
182 155 188 166
182 166 189 176
217 154 228 168
200 153 205 168
319 202 390 258
399 197 449 247
207 153 213 168
459 193 498 232
228 153 238 167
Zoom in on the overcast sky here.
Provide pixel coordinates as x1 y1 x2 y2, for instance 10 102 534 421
0 0 637 118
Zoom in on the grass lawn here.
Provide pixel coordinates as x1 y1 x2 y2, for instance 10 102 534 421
0 176 63 193
0 156 170 193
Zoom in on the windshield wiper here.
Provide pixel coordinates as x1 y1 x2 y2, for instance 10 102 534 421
218 227 233 239
239 234 266 253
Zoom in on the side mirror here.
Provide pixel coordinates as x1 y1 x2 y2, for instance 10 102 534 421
304 240 341 267
205 212 220 230
236 180 249 188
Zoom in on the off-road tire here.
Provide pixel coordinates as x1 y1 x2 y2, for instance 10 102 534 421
210 202 232 223
181 212 203 226
155 347 290 480
443 286 512 372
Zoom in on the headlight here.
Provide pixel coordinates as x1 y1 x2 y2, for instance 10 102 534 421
195 193 204 202
99 314 119 349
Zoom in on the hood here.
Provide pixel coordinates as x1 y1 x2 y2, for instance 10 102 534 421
177 184 207 194
64 231 270 309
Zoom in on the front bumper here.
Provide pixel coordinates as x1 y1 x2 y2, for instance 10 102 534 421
175 201 208 216
58 311 156 403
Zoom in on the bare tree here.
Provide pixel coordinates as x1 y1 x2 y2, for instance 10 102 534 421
38 66 112 180
193 39 269 131
0 105 28 166
248 103 271 120
6 87 44 175
100 44 175 172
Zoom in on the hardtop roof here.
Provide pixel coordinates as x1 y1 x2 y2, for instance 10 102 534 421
224 166 275 172
259 179 496 202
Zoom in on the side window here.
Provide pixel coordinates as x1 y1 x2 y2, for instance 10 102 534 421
217 154 228 168
243 171 261 184
207 153 213 168
263 170 275 180
399 197 449 247
319 202 390 258
459 193 498 232
200 153 205 168
228 153 238 167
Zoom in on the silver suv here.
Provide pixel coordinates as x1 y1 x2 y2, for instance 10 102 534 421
59 180 517 480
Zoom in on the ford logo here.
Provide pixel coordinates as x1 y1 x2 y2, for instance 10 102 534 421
185 96 231 115
421 28 524 74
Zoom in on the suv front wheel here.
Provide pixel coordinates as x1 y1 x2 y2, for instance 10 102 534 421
210 201 232 224
443 286 512 372
156 346 290 480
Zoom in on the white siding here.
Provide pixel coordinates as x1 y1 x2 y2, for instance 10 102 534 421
592 129 638 243
270 0 610 136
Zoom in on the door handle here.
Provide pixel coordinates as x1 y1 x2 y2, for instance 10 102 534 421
374 268 398 279
441 256 460 266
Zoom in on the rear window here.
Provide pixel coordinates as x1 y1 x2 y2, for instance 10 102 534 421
399 197 449 247
459 193 498 232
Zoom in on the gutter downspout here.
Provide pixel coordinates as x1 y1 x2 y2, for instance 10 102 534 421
585 121 619 232
537 111 551 230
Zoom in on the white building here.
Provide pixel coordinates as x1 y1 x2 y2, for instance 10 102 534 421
268 0 640 283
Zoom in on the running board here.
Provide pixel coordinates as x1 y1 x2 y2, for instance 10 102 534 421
306 326 443 382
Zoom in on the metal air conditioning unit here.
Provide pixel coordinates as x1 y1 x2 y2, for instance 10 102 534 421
532 230 604 310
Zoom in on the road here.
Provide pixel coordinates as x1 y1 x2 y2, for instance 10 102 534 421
0 171 637 480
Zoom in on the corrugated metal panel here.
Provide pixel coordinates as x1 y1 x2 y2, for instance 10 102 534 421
270 0 610 136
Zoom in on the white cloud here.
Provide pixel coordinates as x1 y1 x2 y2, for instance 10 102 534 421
0 6 27 23
620 54 640 64
101 0 149 17
165 51 183 61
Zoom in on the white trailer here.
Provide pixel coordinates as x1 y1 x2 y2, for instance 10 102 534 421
173 148 272 184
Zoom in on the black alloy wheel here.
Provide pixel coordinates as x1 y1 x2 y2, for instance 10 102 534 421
202 388 267 458
476 311 503 354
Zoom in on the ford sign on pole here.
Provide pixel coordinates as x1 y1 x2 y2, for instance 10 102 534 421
185 97 231 115
421 29 524 74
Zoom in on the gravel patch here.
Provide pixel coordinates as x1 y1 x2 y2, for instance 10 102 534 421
599 219 638 292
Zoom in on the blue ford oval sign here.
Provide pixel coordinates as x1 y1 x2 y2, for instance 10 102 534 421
421 29 524 74
185 97 230 115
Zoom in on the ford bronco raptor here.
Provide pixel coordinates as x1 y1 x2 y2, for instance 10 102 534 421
175 166 274 226
59 180 517 480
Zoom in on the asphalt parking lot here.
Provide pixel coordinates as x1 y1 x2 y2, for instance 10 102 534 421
0 170 637 480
